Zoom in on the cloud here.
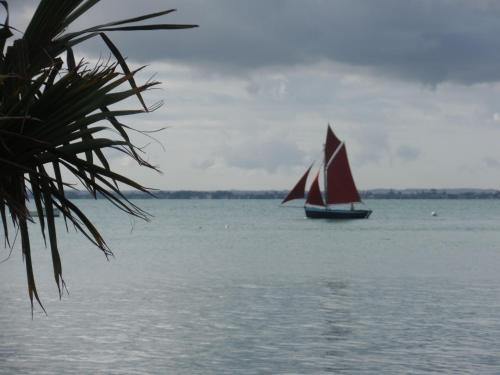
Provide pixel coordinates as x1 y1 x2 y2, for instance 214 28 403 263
483 157 500 168
352 125 390 166
9 1 500 190
192 158 216 170
220 138 306 172
29 0 500 86
396 145 421 162
245 80 261 96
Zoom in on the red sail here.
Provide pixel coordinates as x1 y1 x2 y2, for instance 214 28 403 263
326 144 361 204
282 165 313 204
306 172 325 206
324 125 341 165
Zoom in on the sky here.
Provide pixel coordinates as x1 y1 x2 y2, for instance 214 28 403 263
10 0 500 190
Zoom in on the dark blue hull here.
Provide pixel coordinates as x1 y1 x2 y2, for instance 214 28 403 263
305 206 372 219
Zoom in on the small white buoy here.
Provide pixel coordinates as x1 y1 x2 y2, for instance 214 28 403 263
224 224 230 229
431 211 437 217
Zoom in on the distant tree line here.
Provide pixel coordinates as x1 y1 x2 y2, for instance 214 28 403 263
60 189 500 200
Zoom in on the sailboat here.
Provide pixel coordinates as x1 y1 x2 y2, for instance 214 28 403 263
282 125 372 219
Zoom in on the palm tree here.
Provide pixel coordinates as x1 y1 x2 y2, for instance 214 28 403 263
0 0 196 314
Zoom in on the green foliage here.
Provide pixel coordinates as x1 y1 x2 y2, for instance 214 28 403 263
0 0 197 314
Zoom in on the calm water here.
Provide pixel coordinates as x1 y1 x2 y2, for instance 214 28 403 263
2 199 500 374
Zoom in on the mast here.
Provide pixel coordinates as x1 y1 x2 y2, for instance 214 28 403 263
323 147 327 205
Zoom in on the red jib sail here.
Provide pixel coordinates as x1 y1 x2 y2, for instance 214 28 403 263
326 144 361 204
281 164 313 204
306 172 325 206
324 125 341 165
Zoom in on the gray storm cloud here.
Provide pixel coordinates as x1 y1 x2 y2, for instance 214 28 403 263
11 0 499 86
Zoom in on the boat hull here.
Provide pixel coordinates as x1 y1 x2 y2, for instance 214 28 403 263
305 206 372 219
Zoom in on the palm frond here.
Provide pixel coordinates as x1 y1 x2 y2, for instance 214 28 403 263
0 0 197 313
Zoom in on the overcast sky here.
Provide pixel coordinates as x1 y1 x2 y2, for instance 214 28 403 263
11 0 500 190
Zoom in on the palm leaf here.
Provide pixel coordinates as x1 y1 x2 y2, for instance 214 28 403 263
0 0 197 313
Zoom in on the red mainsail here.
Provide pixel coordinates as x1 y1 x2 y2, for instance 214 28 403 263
324 125 341 165
306 172 325 206
281 164 313 204
325 144 361 204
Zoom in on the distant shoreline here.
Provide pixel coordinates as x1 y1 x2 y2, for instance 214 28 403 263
63 189 500 200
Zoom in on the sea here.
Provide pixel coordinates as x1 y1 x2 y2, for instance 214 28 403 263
2 199 500 374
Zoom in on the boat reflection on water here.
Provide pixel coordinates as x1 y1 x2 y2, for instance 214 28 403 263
321 280 353 341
